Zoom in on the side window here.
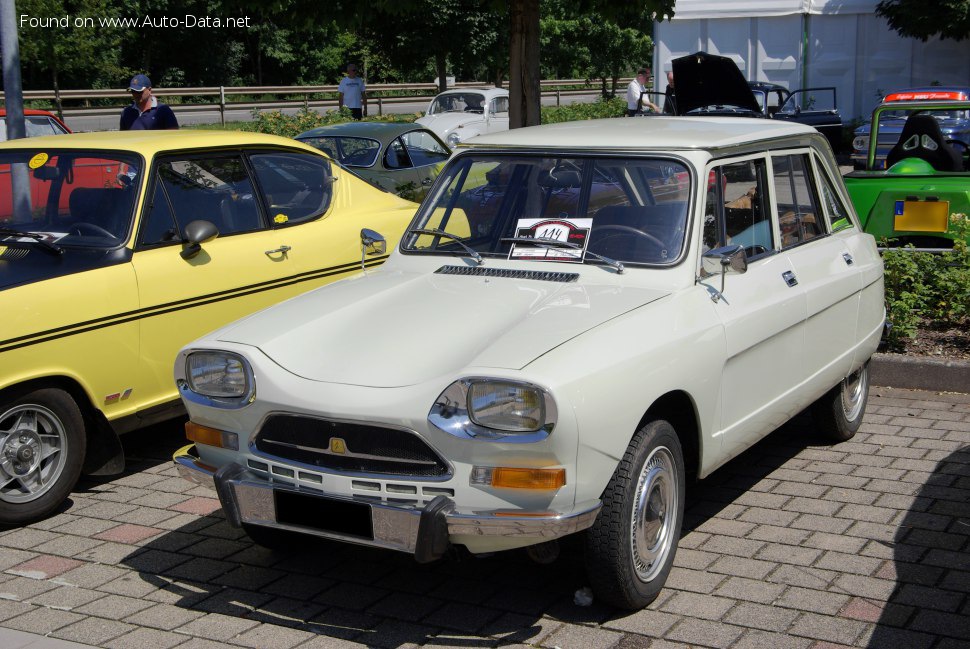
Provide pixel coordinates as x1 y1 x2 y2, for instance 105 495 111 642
815 157 854 232
772 154 823 247
139 180 179 245
250 152 333 225
402 131 450 167
490 97 510 115
383 139 413 170
704 159 773 257
155 155 262 238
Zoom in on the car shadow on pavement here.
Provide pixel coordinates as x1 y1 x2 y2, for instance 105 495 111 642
87 412 847 647
866 444 970 648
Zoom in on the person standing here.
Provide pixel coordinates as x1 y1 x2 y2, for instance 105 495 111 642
120 74 179 130
338 64 367 120
626 68 659 116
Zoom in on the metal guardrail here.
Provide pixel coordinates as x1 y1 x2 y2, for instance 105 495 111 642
0 79 632 123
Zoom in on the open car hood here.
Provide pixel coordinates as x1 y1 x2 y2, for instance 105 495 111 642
672 52 761 115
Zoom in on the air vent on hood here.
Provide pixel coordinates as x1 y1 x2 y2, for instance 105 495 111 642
0 247 29 261
435 265 579 282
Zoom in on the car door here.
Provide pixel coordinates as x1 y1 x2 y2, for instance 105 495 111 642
378 137 423 195
775 88 843 150
769 151 862 392
486 96 510 134
130 150 308 410
701 156 807 458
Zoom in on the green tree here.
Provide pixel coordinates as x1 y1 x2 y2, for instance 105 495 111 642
876 0 970 41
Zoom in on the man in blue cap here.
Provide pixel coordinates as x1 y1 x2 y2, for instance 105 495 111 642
120 74 179 130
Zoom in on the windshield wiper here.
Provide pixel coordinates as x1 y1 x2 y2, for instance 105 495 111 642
408 228 483 265
502 236 624 274
0 228 64 256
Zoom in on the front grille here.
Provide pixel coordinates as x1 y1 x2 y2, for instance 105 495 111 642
254 415 449 477
436 265 578 282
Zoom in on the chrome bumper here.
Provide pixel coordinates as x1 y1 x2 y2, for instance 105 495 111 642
173 444 600 562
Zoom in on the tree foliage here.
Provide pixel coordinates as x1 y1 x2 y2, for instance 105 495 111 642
876 0 970 42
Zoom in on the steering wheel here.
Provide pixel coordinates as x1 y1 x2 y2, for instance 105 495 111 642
69 222 117 239
592 224 666 249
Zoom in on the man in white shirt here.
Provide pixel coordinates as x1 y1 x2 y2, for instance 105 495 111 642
626 68 660 116
338 64 367 120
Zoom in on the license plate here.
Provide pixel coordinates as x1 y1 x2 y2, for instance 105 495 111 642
274 490 374 539
893 200 949 233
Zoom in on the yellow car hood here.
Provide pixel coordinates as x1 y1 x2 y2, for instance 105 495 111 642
215 267 668 388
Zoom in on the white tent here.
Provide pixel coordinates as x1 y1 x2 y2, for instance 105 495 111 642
653 0 970 120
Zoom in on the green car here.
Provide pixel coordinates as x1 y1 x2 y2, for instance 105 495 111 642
844 94 970 249
297 122 451 201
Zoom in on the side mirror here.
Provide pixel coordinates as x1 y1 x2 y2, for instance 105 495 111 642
701 244 747 299
360 228 386 270
180 220 219 259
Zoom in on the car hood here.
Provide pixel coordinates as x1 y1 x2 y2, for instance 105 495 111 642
215 267 669 387
672 51 761 115
415 113 483 137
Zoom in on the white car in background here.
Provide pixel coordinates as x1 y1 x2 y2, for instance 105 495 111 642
416 87 509 147
173 116 884 611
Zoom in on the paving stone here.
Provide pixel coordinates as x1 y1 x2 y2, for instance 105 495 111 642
774 587 849 615
0 574 60 600
51 616 135 645
664 618 744 648
603 608 680 636
315 583 390 610
358 619 435 648
8 554 84 579
708 555 775 580
788 611 867 645
28 584 105 610
660 591 735 621
2 605 85 634
541 622 624 649
307 607 380 640
75 593 155 618
724 602 799 632
175 611 261 641
746 524 812 546
755 544 821 567
123 602 205 630
103 626 186 649
732 629 812 649
0 598 34 622
665 566 726 594
32 535 106 558
815 551 883 576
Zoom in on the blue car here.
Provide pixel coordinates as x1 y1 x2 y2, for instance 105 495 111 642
851 87 970 170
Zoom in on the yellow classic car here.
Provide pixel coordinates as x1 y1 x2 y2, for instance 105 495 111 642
0 130 416 525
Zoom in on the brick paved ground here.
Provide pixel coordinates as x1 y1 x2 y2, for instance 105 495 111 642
0 386 967 649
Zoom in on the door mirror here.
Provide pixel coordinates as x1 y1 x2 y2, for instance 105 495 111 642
361 228 386 269
702 244 747 299
180 219 219 259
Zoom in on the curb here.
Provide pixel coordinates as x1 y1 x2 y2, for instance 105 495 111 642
871 352 970 393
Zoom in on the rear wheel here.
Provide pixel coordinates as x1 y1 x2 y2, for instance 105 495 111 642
584 419 685 610
0 389 86 525
812 361 870 442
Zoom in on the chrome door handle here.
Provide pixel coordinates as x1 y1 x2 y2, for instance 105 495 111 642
265 245 291 257
782 270 798 287
422 178 433 185
843 252 854 265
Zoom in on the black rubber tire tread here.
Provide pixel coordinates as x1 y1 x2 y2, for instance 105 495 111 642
584 419 685 610
0 388 86 526
812 362 870 442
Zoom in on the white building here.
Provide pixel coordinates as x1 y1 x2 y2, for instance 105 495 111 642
653 0 970 121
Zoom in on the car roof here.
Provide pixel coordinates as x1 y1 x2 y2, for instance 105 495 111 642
434 88 508 98
296 121 425 144
0 129 323 156
0 108 63 117
460 116 816 151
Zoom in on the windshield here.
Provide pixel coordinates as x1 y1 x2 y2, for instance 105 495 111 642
404 155 691 266
297 136 380 167
0 149 141 248
0 116 69 141
429 93 487 115
880 108 969 121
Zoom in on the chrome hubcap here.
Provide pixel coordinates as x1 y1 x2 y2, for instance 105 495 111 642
0 405 68 503
631 446 678 582
841 364 868 422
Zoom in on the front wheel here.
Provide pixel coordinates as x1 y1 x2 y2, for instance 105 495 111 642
584 419 685 610
0 389 86 525
812 361 870 442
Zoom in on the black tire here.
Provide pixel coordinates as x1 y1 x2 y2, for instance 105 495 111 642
0 388 86 526
584 419 685 610
812 361 870 442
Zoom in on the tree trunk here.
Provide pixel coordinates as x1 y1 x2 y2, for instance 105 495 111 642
436 52 448 93
52 68 64 121
600 77 607 99
508 0 540 128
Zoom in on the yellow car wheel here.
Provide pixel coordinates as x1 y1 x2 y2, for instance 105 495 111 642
0 388 86 525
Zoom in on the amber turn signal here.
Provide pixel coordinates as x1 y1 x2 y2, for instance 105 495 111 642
475 466 566 490
185 421 238 450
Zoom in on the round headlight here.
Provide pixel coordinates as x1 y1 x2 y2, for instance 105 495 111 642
447 132 461 146
467 380 544 432
852 136 868 151
186 351 251 398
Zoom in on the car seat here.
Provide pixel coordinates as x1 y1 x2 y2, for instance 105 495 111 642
885 114 962 172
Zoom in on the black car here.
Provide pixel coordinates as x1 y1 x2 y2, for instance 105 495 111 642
663 52 844 152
